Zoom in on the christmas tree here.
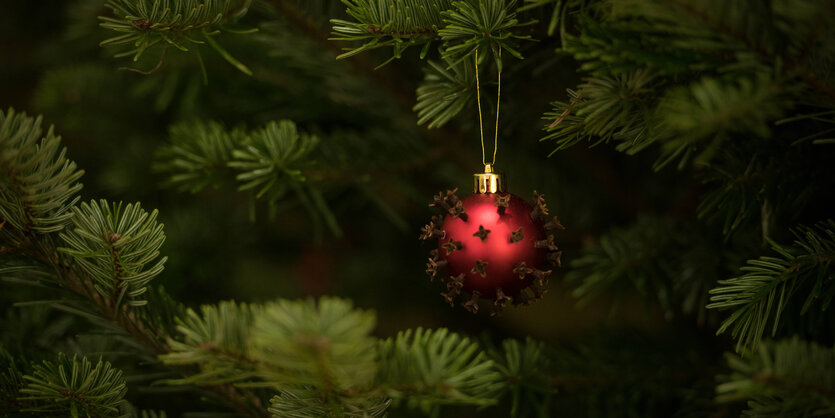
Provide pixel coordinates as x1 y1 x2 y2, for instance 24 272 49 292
1 0 834 416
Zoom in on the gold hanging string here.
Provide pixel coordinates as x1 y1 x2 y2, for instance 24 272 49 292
474 48 502 167
494 48 501 165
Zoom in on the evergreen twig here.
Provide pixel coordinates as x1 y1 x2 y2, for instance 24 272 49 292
708 220 835 352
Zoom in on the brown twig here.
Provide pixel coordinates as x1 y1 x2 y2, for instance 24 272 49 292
118 46 168 75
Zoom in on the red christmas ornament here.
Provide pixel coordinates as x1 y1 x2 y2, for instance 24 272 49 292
421 165 564 315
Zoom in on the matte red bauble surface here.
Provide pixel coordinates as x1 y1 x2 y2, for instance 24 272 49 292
438 193 546 296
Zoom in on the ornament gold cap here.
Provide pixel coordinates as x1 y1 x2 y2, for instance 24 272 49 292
473 164 506 194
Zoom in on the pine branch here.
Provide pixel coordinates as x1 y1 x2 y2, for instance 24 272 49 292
252 298 378 391
18 353 130 417
161 298 383 415
268 387 389 418
717 338 835 416
260 0 484 165
161 301 257 385
99 0 255 74
666 0 835 101
331 0 531 65
154 121 239 193
229 121 320 199
376 327 503 409
155 120 319 198
543 70 794 170
0 109 84 236
542 0 835 171
560 0 745 76
655 72 789 169
692 142 828 239
4 244 268 417
261 0 437 119
696 153 768 237
439 0 532 67
541 69 658 156
414 58 475 128
166 298 371 398
489 338 552 417
58 200 167 309
154 120 341 232
161 303 513 414
708 220 835 352
567 217 720 321
330 0 453 59
0 111 269 417
0 350 31 414
105 295 719 417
